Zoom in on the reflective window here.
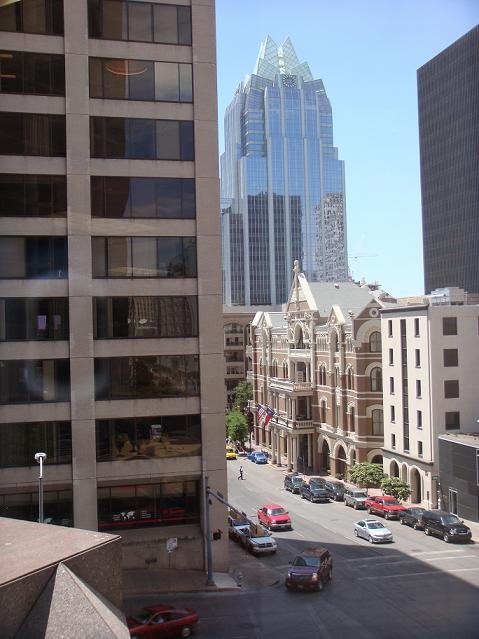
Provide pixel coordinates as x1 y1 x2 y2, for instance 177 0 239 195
369 331 382 353
370 367 383 392
155 62 192 102
0 490 72 526
96 414 201 461
0 174 66 217
90 58 157 100
0 0 63 35
0 359 70 403
0 112 66 156
0 237 68 279
88 1 191 45
372 409 384 435
0 421 71 467
0 298 69 341
92 236 196 278
0 50 64 96
90 117 194 160
94 355 200 399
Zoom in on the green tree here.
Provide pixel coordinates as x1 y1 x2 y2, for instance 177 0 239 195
381 476 412 500
232 381 253 414
348 462 385 490
226 410 249 444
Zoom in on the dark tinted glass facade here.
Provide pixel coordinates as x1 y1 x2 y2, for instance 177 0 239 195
96 414 201 461
91 176 195 219
0 0 63 35
0 489 72 526
0 112 66 156
93 296 198 338
0 237 68 278
0 50 65 95
0 174 67 217
0 421 71 467
90 117 194 160
88 1 191 45
418 26 479 294
0 298 69 340
0 358 71 404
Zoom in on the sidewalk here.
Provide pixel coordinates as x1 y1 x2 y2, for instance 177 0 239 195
123 567 239 597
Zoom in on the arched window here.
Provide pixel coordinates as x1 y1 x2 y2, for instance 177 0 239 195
372 409 384 435
347 368 354 390
349 406 355 432
318 365 326 386
282 361 288 378
369 331 382 353
295 326 304 349
320 400 327 423
370 367 383 392
331 332 339 353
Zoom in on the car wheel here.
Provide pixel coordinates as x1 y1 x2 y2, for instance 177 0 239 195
368 535 374 544
413 523 419 530
180 627 192 638
354 503 358 510
317 578 324 591
354 529 358 537
385 512 391 520
443 533 450 543
367 507 372 514
425 527 431 536
400 517 405 525
328 568 333 582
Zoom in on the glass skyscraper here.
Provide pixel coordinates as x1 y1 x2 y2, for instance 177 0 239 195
221 36 348 306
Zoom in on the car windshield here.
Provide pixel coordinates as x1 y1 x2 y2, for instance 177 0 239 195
293 556 321 567
292 477 303 484
442 515 461 525
270 508 286 515
131 610 152 624
410 508 425 515
353 492 367 498
310 480 323 487
384 499 401 505
366 522 385 529
232 519 249 527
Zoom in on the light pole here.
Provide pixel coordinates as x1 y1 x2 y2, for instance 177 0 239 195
34 452 47 523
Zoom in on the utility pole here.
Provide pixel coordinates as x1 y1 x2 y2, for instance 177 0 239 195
34 452 47 523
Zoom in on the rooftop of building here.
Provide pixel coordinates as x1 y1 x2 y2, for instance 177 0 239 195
306 280 380 317
438 432 479 448
223 304 283 315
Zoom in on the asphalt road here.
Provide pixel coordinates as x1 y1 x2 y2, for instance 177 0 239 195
125 458 479 639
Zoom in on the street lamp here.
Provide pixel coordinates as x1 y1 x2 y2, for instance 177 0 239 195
34 452 47 523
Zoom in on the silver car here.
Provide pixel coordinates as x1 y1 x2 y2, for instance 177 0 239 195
344 489 368 509
354 518 393 544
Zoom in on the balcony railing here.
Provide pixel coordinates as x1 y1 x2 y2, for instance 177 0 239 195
289 348 311 359
269 377 313 393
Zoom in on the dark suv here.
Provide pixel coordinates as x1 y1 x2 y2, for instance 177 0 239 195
324 481 345 501
300 480 329 503
419 510 472 543
284 473 305 494
285 547 333 591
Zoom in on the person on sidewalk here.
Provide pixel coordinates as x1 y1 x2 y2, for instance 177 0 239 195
238 466 244 480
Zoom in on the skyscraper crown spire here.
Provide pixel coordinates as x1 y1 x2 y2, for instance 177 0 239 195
253 36 314 81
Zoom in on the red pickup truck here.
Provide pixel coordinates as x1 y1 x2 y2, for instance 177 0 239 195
257 503 292 531
365 495 406 520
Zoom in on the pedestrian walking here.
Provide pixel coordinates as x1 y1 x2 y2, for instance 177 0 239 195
238 466 244 480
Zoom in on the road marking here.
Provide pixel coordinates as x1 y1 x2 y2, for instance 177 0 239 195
357 567 479 580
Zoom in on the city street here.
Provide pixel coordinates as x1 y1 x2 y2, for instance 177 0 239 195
125 458 479 638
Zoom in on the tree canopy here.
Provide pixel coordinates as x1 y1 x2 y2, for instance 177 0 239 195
226 410 249 444
381 476 411 500
232 381 252 413
348 462 385 489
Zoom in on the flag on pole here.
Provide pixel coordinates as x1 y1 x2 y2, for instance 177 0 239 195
256 404 275 426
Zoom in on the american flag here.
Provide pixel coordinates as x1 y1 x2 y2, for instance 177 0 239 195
256 404 275 426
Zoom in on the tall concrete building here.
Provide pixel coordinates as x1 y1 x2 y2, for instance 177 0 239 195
418 25 479 295
221 36 348 306
0 0 227 572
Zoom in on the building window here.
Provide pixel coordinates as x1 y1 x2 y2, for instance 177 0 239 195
0 237 68 279
0 112 66 156
0 359 70 404
90 117 194 160
89 58 192 103
416 379 422 398
371 409 384 436
370 367 382 392
445 411 460 430
318 365 326 386
444 380 459 399
442 317 457 335
91 177 195 219
88 1 192 45
0 421 71 467
320 400 327 423
369 331 382 353
417 410 422 429
389 348 394 365
91 236 196 279
414 318 420 337
348 406 355 432
391 433 396 449
389 377 394 394
388 320 393 337
347 368 353 390
0 490 72 527
0 298 69 341
390 405 395 422
0 50 64 96
0 0 63 35
96 414 201 462
415 349 420 367
94 355 199 400
94 296 198 339
418 441 423 457
0 174 66 217
443 348 458 367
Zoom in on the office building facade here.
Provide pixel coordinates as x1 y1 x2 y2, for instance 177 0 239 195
0 0 227 571
221 36 348 306
418 25 479 295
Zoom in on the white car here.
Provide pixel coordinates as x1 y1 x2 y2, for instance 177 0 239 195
354 518 393 544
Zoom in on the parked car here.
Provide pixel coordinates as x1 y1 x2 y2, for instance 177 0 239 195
354 518 394 544
127 604 199 638
247 451 258 461
398 507 426 530
300 481 330 503
257 503 292 530
344 489 368 509
253 452 268 464
324 480 345 501
284 473 305 494
419 510 472 543
236 526 277 555
365 495 406 519
285 547 333 591
228 514 250 541
226 448 237 460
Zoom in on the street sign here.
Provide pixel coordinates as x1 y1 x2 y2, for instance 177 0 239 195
166 537 178 553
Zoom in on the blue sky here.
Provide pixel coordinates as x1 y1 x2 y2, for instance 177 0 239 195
216 0 478 297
